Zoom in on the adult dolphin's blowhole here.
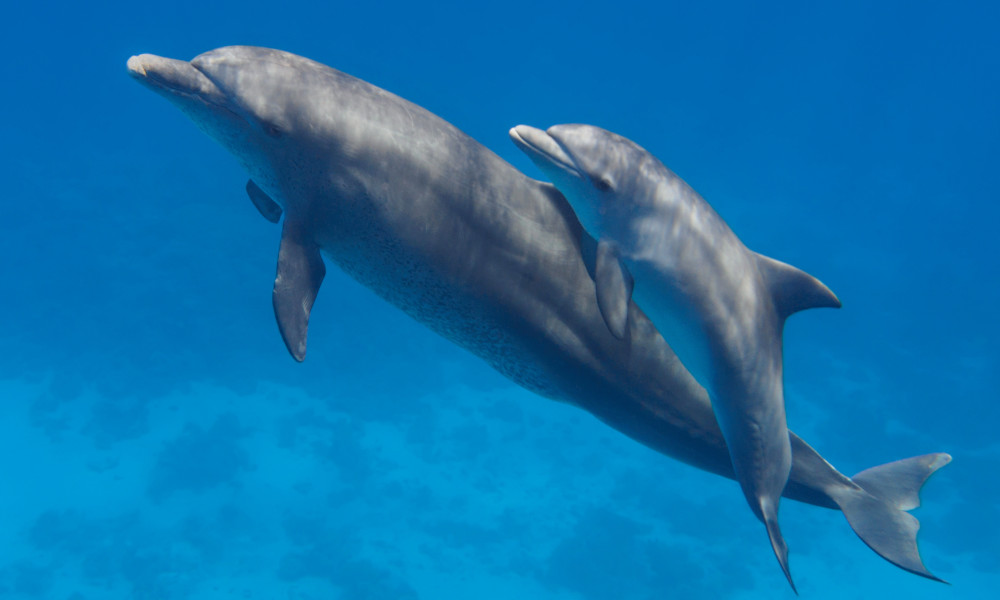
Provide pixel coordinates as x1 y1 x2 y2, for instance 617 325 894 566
128 46 950 591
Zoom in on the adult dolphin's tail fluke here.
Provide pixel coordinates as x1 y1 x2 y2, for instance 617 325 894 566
128 46 951 592
787 434 951 583
841 453 952 581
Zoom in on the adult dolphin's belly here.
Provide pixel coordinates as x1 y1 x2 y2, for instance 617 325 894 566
300 120 738 484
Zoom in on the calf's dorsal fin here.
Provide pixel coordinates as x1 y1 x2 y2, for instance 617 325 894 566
754 252 841 320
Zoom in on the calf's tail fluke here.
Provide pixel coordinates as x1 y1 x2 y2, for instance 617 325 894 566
763 506 798 594
830 453 952 582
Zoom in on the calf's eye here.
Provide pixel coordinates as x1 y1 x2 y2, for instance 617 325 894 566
594 177 612 192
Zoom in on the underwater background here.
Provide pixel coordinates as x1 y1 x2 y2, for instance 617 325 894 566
1 0 997 598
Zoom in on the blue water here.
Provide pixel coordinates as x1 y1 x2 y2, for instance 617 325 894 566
2 1 997 598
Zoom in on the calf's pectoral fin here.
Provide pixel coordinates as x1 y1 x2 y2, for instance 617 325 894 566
273 219 326 362
594 239 633 339
246 179 283 223
754 252 841 320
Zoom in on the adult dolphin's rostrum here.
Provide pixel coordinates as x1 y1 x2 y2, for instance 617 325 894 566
128 46 949 589
510 124 842 590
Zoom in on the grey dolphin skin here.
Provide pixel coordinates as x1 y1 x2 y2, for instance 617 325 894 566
127 47 949 590
510 124 842 590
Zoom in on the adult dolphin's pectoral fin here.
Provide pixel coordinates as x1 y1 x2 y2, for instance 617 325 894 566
595 238 633 339
246 180 283 223
273 219 325 361
754 252 841 319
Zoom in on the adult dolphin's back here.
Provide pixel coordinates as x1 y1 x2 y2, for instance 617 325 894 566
127 46 948 586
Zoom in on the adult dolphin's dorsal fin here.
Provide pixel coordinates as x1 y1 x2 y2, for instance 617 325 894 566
246 179 283 223
754 252 841 320
273 219 326 361
595 238 634 339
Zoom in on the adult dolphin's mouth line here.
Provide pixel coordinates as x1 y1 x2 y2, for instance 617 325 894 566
128 54 206 95
127 53 236 115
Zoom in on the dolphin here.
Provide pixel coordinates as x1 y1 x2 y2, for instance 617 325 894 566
511 123 843 589
127 47 948 589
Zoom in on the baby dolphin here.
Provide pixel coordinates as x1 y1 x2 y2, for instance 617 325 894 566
511 123 842 591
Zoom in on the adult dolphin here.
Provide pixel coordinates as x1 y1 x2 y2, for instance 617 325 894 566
127 46 948 589
510 123 842 590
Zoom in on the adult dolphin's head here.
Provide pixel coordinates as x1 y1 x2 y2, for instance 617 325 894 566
510 124 661 236
129 48 277 156
127 46 354 210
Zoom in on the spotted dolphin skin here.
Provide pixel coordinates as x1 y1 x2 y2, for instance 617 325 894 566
511 123 845 591
128 47 948 590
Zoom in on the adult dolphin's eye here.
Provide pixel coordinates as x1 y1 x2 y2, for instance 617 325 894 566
265 124 283 138
593 176 612 192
